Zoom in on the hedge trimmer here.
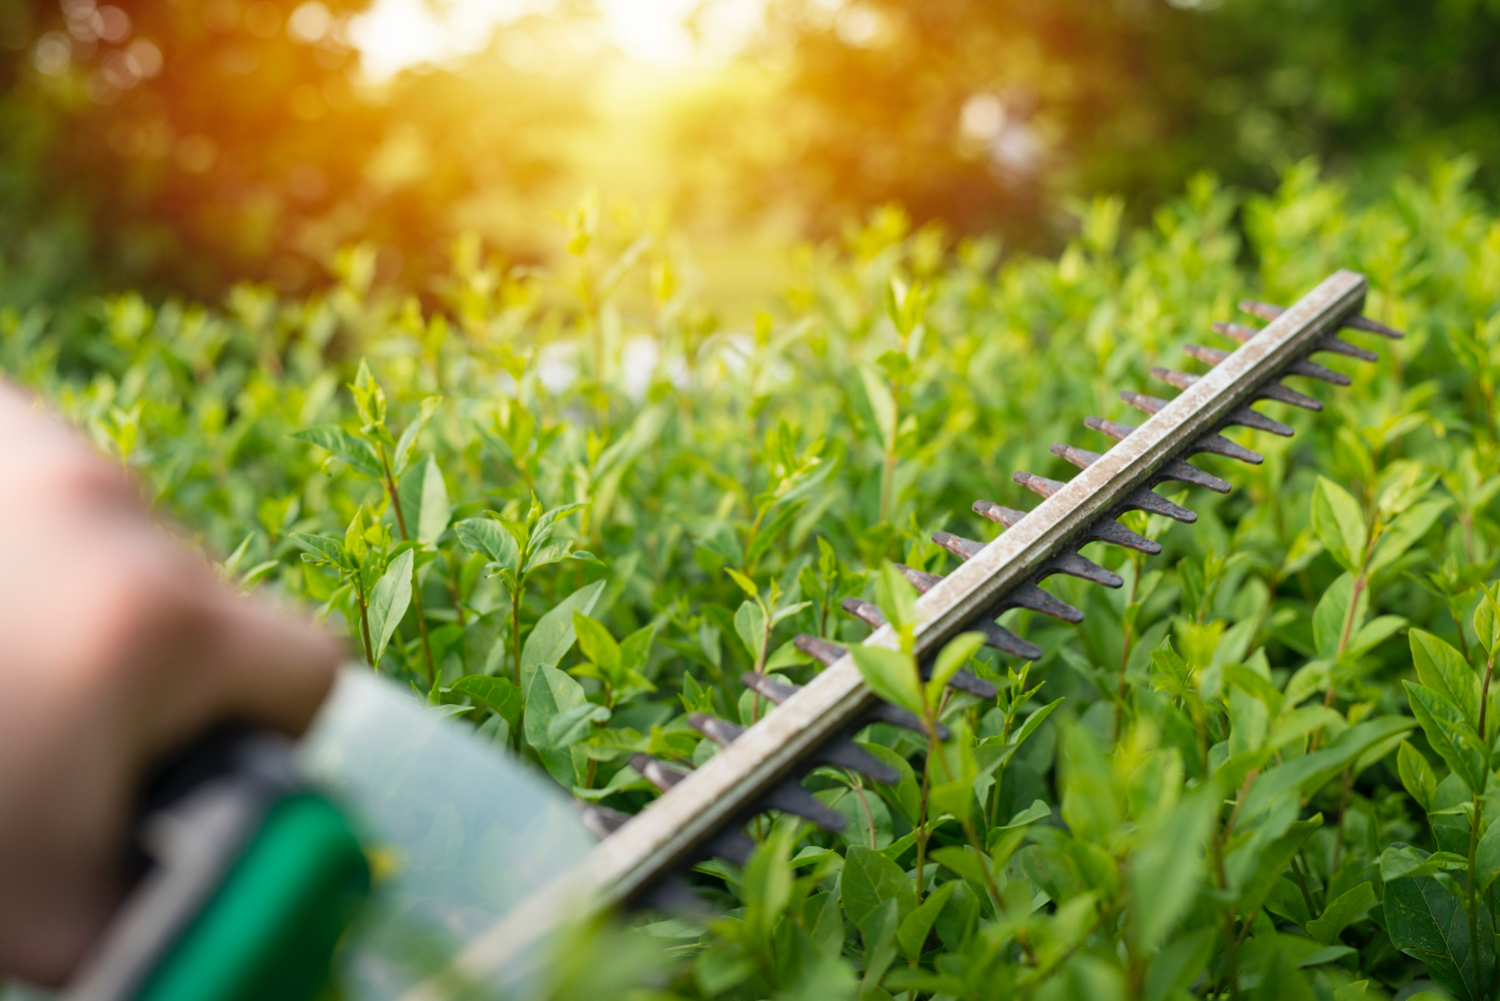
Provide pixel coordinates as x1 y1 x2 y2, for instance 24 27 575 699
64 270 1400 1001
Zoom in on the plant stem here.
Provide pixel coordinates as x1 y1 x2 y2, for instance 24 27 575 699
914 731 934 910
379 442 437 685
354 580 375 667
1470 654 1495 995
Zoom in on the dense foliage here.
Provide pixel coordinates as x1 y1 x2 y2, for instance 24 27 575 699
8 161 1500 999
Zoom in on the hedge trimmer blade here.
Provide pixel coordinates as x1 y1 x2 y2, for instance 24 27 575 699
395 270 1397 999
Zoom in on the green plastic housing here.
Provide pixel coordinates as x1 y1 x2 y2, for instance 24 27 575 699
137 793 370 1001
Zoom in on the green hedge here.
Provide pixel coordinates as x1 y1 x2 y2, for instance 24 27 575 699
8 160 1500 999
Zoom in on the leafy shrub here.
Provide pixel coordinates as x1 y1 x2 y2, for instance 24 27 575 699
7 159 1500 999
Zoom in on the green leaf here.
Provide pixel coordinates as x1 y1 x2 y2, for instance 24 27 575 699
930 845 989 885
291 425 383 478
858 363 897 452
850 645 924 718
416 456 450 545
573 612 621 674
366 549 414 665
1383 843 1496 1001
290 532 347 569
1131 787 1215 950
896 880 956 959
998 799 1052 830
391 395 440 474
875 562 919 632
1311 476 1367 573
1475 819 1500 894
1368 498 1451 577
1398 741 1439 812
1476 584 1500 658
546 702 611 746
926 631 984 707
1144 927 1215 1001
733 599 767 668
1380 844 1469 882
456 517 521 575
841 845 910 929
519 580 607 691
1236 814 1323 914
1312 572 1363 660
1011 697 1064 749
450 674 523 728
524 665 588 784
1411 628 1480 726
1307 882 1376 944
1404 681 1487 794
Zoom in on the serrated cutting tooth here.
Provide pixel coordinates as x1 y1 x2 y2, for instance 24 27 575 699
1124 487 1195 523
1240 299 1403 339
741 671 800 705
581 804 631 839
793 634 846 666
1149 369 1316 420
1188 339 1346 388
1286 357 1352 386
932 530 985 560
1190 431 1263 464
1256 380 1323 411
691 709 901 784
841 596 886 630
689 712 745 746
760 780 846 831
753 665 945 737
1012 470 1064 499
638 874 705 913
589 804 754 869
1002 583 1083 623
972 499 1026 527
1095 411 1263 465
840 599 1015 684
1157 459 1231 493
1183 343 1231 366
1227 405 1294 437
1084 416 1138 442
974 496 1161 556
1088 518 1162 554
1314 333 1379 362
1050 441 1228 494
632 753 687 792
894 563 945 593
1045 551 1124 588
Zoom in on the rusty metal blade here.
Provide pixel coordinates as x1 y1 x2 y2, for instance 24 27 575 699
1002 582 1084 623
1241 299 1402 339
581 805 632 839
742 670 940 736
932 530 985 560
1052 441 1228 494
1256 380 1323 411
690 713 746 747
1227 405 1294 437
1124 487 1195 523
632 753 687 792
1092 411 1263 464
976 492 1160 555
793 634 847 666
894 563 945 593
693 711 901 784
1012 470 1065 499
760 781 846 831
843 595 1035 665
1045 550 1124 588
1286 357 1352 386
1183 343 1231 366
1314 333 1379 362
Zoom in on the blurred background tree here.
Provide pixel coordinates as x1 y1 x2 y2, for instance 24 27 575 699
2 0 1498 302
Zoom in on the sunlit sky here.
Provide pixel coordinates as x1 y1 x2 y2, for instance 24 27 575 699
350 0 767 78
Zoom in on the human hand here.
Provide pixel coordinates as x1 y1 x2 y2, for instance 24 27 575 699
0 382 341 986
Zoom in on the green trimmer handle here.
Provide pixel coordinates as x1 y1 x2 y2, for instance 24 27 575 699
138 792 369 1001
64 729 370 1001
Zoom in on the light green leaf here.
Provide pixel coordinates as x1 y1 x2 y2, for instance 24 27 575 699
1307 882 1376 944
858 363 897 452
519 580 607 691
850 645 924 718
1368 498 1451 577
291 425 383 478
1410 628 1480 727
1398 741 1438 812
1311 476 1367 573
416 456 451 545
1475 820 1500 894
1132 787 1215 950
573 612 621 674
926 631 984 707
456 517 520 575
366 549 414 664
450 674 523 728
1404 681 1486 794
734 600 768 668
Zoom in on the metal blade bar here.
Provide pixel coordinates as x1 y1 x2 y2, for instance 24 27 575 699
400 269 1371 998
